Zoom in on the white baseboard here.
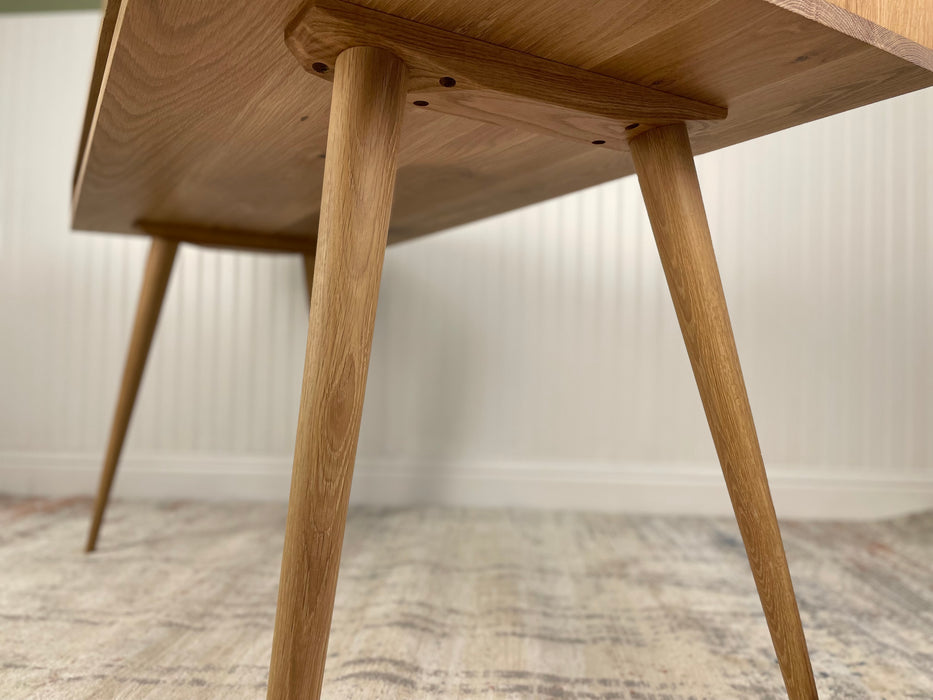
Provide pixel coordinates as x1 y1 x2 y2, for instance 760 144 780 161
1 451 932 520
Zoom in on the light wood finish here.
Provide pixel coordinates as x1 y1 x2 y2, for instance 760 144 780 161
821 0 933 48
765 0 933 65
85 237 178 552
73 0 122 188
302 251 315 307
287 0 726 151
71 1 932 696
266 46 407 700
137 221 317 255
72 0 933 246
629 123 818 700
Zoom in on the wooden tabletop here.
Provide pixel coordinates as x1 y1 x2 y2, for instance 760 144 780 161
73 0 933 248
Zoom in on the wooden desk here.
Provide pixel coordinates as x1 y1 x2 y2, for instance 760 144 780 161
73 1 933 698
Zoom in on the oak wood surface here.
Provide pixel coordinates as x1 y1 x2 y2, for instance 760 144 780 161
73 0 933 248
85 237 178 552
286 0 726 151
72 0 122 189
630 123 818 700
765 0 933 68
266 46 407 699
822 0 933 48
136 221 317 254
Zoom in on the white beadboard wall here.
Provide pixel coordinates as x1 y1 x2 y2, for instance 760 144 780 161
2 12 933 518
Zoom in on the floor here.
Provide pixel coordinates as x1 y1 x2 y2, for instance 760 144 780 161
1 496 932 699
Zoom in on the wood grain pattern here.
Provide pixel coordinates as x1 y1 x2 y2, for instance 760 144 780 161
136 221 317 254
630 123 818 700
85 236 177 552
822 0 933 49
266 46 407 700
286 0 726 151
72 0 933 247
765 0 933 70
72 0 124 188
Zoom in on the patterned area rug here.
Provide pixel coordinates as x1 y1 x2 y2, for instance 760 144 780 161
1 497 932 699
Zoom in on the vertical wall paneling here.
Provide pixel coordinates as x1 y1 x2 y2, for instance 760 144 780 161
1 12 933 517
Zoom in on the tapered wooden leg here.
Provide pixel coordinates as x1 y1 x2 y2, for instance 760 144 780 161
267 46 407 700
630 123 818 700
85 237 178 552
302 251 315 307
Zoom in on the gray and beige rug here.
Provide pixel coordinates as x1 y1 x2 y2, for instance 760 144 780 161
1 496 932 699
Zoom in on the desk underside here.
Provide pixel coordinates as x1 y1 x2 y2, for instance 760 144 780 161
72 0 933 248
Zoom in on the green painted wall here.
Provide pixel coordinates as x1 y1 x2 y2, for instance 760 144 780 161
0 0 101 12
